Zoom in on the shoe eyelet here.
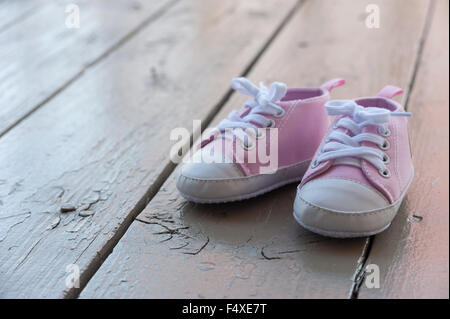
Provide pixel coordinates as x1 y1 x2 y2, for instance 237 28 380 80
267 119 276 128
274 108 286 118
242 141 255 151
379 168 391 178
379 140 390 150
255 129 265 140
311 159 320 168
333 123 339 130
382 154 390 164
378 127 391 137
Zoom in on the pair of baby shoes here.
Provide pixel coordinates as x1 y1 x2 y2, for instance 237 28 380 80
176 77 414 238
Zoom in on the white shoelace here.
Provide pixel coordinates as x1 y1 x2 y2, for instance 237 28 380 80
314 100 411 177
213 77 287 148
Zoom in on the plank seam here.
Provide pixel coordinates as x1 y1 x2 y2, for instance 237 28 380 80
348 236 374 299
349 0 436 299
67 0 305 299
0 0 181 139
402 0 436 111
198 0 305 133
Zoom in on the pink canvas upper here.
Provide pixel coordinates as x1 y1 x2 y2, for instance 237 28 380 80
199 78 346 176
300 86 414 204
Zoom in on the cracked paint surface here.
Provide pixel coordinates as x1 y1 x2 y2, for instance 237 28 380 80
81 174 365 298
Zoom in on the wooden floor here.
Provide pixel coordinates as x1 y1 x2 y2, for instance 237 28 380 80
0 0 448 299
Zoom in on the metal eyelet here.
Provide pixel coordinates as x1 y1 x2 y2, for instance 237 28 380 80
377 126 391 137
311 159 320 168
333 123 339 130
242 141 255 151
255 129 265 140
378 127 391 137
382 154 390 164
378 168 391 178
379 140 390 150
274 108 286 118
267 119 276 128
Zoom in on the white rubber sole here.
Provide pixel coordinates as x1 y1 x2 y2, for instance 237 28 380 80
177 160 311 204
179 175 304 204
292 212 391 238
293 170 414 238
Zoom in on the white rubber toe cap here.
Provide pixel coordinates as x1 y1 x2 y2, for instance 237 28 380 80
299 178 389 212
176 148 244 202
293 178 398 237
180 148 243 180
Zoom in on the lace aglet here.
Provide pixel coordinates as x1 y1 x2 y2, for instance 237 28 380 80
392 111 412 117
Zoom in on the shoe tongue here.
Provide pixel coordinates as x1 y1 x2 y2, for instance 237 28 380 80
320 164 372 186
238 100 291 128
238 105 252 118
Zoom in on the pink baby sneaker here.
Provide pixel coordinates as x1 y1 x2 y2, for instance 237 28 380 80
176 77 345 203
293 86 414 238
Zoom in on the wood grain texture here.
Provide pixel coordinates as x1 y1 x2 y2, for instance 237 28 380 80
84 179 365 298
0 0 175 136
80 0 430 298
359 0 449 299
0 0 297 298
0 0 41 33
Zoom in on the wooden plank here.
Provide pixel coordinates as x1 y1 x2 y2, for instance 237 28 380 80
0 0 298 298
0 0 176 136
0 0 41 33
80 0 430 298
359 0 449 299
